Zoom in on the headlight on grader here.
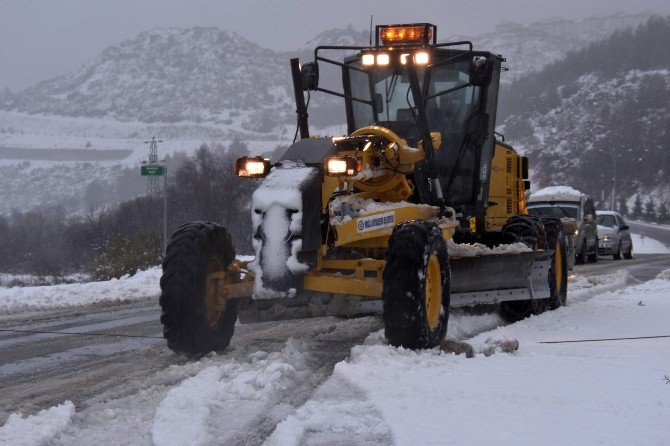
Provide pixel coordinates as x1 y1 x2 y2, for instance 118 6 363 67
235 156 271 178
324 156 361 176
414 51 430 65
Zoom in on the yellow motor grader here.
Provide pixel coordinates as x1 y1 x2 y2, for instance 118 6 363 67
159 23 568 353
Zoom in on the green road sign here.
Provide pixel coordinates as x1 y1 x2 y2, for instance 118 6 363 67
141 165 165 176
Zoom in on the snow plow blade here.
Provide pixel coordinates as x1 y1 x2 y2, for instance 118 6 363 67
450 251 553 306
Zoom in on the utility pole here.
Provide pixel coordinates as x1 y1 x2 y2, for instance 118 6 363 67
141 137 168 254
144 137 163 197
162 158 168 254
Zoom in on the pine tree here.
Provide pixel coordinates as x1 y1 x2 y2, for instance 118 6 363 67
632 195 643 220
617 196 629 216
657 202 670 224
644 197 656 222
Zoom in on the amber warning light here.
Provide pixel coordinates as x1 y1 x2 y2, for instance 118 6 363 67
377 23 436 46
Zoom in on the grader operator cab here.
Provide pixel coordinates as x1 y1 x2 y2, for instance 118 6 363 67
159 23 568 353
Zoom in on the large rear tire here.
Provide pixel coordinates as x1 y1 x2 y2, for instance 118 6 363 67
382 221 450 349
499 215 548 322
160 222 238 354
541 217 568 310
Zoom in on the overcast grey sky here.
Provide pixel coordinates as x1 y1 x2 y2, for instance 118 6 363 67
1 0 668 91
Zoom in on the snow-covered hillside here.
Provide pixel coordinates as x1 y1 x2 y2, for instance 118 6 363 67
500 16 670 206
0 13 658 215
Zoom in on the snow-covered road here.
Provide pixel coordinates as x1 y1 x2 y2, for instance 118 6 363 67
1 253 669 445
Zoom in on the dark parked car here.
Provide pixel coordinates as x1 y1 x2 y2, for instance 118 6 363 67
596 211 633 260
527 187 599 264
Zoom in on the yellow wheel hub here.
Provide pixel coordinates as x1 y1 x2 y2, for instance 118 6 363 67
425 254 442 330
554 240 563 295
205 257 226 327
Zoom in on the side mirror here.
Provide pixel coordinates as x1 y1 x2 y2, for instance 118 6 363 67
521 157 529 179
469 56 493 86
620 224 629 230
301 62 319 91
523 180 530 190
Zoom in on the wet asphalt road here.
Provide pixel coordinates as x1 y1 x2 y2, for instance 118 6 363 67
0 249 668 432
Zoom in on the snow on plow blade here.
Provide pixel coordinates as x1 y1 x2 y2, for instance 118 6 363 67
450 250 553 306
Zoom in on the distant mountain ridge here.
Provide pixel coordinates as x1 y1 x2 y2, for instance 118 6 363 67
0 13 665 216
0 13 654 126
446 13 653 81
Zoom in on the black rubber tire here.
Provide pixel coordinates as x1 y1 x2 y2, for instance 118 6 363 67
576 241 587 265
382 221 450 349
498 215 548 322
541 217 568 310
160 221 238 354
613 243 622 260
500 215 548 250
624 244 633 259
587 241 598 263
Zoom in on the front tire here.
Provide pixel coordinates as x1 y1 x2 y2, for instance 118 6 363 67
542 217 568 310
382 221 450 349
624 244 633 260
160 222 238 354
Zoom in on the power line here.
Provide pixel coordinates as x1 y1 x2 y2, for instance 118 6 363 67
540 335 670 344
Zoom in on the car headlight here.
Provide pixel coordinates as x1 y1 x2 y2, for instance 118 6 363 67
602 235 615 242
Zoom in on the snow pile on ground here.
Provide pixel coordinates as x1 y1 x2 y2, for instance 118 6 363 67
0 401 75 446
0 267 161 314
530 185 583 198
447 239 532 257
567 270 638 304
273 272 670 445
152 339 311 446
631 233 670 254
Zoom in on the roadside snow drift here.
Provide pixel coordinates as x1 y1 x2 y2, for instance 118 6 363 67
0 401 75 446
631 233 670 254
0 268 161 314
271 270 670 445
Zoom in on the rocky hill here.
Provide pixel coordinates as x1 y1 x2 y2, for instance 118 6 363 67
0 27 294 131
499 16 670 206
